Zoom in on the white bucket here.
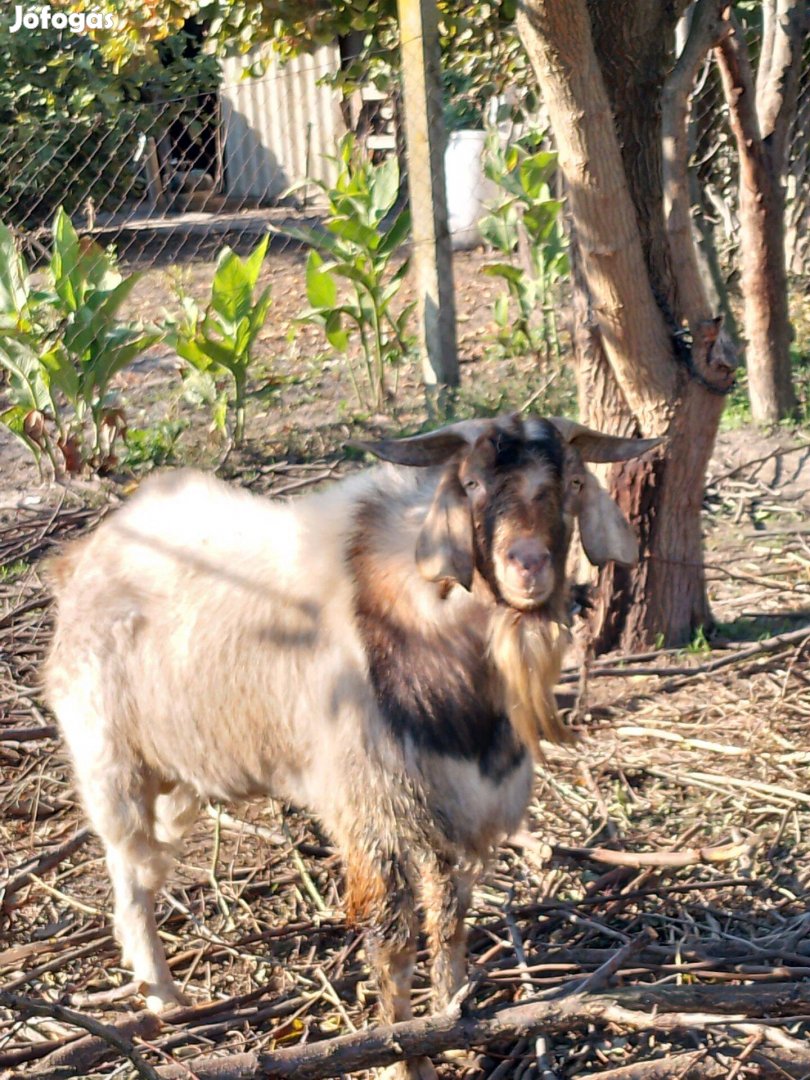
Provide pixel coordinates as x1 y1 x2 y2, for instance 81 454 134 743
444 130 495 251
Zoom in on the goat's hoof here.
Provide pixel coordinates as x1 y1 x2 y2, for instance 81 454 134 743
141 982 188 1014
378 1058 438 1080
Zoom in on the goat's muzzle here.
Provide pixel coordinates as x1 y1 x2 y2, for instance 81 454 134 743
500 538 555 611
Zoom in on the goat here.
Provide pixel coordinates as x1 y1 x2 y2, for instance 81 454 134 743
45 413 658 1078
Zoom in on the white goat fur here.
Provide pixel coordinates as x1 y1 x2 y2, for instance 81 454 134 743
46 466 535 1013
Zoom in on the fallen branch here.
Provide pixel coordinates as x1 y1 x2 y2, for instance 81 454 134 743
595 1042 810 1079
551 838 755 870
24 1011 162 1077
154 980 810 1080
541 928 656 1000
0 725 58 744
1 828 91 907
0 990 161 1080
648 768 810 807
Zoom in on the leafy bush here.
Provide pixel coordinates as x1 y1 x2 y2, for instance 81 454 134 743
0 210 161 477
168 236 272 447
280 134 413 411
0 21 220 229
120 419 188 471
480 135 569 362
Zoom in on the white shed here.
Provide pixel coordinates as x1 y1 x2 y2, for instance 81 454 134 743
219 45 346 203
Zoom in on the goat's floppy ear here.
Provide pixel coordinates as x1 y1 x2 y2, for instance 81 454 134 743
416 469 474 590
348 419 491 468
549 418 663 463
578 470 639 567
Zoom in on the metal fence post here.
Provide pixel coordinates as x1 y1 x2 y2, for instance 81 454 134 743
396 0 459 390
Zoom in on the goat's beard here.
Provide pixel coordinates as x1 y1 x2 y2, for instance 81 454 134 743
489 607 574 755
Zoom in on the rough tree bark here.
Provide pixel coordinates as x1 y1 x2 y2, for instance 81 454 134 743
515 0 737 650
715 2 804 423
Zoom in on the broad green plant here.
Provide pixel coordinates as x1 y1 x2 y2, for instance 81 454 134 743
167 236 271 447
479 135 569 363
278 134 413 411
0 210 161 476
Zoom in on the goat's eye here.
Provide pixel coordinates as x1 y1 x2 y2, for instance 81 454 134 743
463 477 482 493
569 477 583 493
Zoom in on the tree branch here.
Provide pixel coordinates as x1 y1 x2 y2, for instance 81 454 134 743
1 828 91 908
757 0 778 111
756 0 806 168
715 11 761 155
662 0 730 329
154 980 810 1080
0 991 161 1080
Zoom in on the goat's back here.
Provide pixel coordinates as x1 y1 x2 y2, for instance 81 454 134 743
45 468 383 808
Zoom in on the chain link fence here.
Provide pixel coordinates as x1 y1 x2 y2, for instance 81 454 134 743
0 29 807 339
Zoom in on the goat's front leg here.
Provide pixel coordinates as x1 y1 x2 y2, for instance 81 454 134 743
422 859 476 1010
345 847 436 1080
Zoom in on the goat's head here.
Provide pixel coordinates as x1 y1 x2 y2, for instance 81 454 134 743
356 413 662 613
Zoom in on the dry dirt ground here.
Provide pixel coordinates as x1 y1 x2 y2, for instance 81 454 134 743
1 246 809 1079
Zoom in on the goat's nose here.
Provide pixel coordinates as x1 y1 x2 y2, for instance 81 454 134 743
507 540 549 576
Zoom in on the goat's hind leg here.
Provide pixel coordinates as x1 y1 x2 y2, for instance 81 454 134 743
75 751 185 1012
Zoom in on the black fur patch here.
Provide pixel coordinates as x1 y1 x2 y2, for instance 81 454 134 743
349 503 525 784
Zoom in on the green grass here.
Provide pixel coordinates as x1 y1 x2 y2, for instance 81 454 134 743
0 559 30 582
120 420 188 472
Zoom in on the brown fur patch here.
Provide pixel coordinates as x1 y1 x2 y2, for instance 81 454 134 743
344 850 388 927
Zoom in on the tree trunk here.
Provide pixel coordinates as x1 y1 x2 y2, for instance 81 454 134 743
735 150 795 421
715 6 802 423
516 0 737 650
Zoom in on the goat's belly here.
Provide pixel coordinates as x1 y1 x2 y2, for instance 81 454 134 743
130 638 375 810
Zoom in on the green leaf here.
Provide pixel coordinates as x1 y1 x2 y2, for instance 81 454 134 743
493 292 510 328
483 262 525 286
211 247 252 326
369 154 400 220
305 249 338 309
324 310 349 351
196 334 239 370
181 366 219 406
40 346 80 401
241 233 269 290
50 207 82 312
377 207 411 257
0 337 54 413
1 405 42 463
211 392 229 435
272 223 341 258
250 287 273 337
523 200 564 242
519 151 558 198
479 208 519 253
326 213 380 251
0 223 30 316
233 316 253 366
92 331 161 394
175 336 221 373
63 275 142 361
329 260 374 291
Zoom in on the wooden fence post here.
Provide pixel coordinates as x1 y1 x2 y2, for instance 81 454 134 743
396 0 459 391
